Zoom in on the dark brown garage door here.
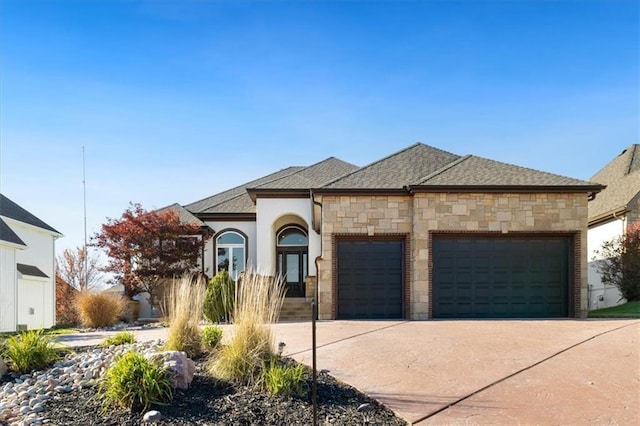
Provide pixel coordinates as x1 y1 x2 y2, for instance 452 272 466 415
337 240 404 319
432 236 570 318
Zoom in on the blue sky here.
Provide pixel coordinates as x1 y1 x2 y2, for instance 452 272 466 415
1 0 638 257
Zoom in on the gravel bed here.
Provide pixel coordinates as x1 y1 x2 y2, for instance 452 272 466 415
4 349 406 425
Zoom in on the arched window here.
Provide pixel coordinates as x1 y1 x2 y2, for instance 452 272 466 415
278 227 308 247
276 226 308 297
216 230 245 280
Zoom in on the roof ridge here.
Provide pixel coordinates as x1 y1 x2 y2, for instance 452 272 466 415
247 157 358 191
321 142 456 188
626 144 640 175
416 155 472 184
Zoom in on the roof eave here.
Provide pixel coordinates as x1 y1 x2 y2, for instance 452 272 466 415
0 239 28 250
406 184 606 193
588 206 629 227
196 212 257 222
311 187 409 195
245 188 312 202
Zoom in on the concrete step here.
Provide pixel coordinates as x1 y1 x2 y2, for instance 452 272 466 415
280 298 313 321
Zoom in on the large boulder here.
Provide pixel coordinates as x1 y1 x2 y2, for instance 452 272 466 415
147 351 195 390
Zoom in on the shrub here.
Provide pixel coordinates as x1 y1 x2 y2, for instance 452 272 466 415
262 357 306 397
75 291 126 328
164 274 205 357
209 272 286 385
2 329 67 374
203 270 235 323
98 351 173 411
100 331 135 347
201 325 223 349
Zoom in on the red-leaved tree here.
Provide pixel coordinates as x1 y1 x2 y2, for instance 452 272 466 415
93 203 210 307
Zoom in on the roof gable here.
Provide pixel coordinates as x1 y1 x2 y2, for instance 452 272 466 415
591 144 640 184
0 194 60 234
589 145 640 222
323 143 460 189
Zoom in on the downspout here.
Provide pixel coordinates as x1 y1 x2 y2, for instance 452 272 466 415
311 191 323 320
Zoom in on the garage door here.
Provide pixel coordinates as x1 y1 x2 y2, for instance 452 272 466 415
337 240 404 319
433 236 570 318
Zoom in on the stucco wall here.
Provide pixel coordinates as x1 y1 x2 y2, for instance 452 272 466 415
318 192 589 320
256 198 319 277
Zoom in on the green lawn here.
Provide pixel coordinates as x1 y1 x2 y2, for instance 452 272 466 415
588 301 640 318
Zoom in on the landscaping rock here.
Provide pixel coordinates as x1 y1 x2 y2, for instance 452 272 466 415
148 351 195 390
142 410 162 423
0 358 7 377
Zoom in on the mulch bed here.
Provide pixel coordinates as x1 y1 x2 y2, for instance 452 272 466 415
43 353 408 425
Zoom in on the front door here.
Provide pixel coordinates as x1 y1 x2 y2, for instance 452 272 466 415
279 250 307 297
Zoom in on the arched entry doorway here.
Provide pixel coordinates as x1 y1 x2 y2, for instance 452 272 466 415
276 225 308 297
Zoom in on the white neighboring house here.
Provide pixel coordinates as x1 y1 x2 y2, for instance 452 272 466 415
0 194 62 332
588 144 640 309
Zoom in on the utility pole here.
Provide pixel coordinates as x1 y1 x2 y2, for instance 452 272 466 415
82 146 88 290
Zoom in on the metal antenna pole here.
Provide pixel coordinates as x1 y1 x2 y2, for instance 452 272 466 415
82 146 88 290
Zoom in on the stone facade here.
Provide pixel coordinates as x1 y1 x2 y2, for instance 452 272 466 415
317 192 589 320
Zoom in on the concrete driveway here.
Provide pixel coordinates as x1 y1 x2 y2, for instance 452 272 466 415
58 319 639 425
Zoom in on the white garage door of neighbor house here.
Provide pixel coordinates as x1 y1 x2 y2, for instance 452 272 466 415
17 279 46 330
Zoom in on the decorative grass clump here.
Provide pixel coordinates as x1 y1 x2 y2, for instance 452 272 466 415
209 272 286 386
201 325 223 349
262 357 306 397
163 274 205 357
203 270 235 323
100 330 136 347
98 351 173 411
2 329 67 374
75 291 126 328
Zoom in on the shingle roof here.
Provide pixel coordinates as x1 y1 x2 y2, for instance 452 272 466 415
589 144 640 221
0 217 27 247
184 166 305 214
187 158 358 215
417 155 598 187
0 194 61 234
156 203 208 227
250 157 359 190
17 263 49 278
323 143 460 189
